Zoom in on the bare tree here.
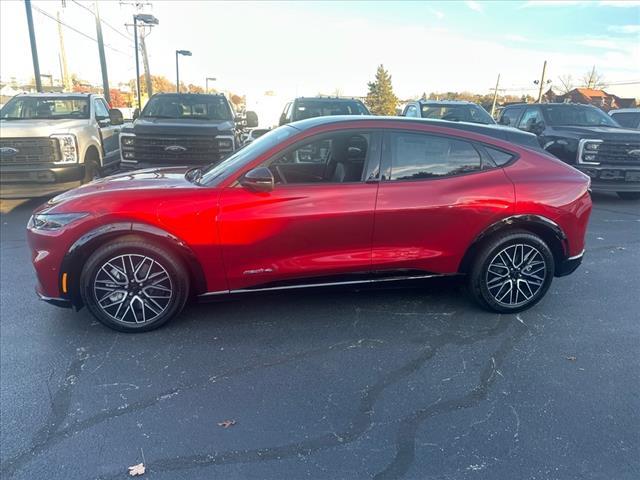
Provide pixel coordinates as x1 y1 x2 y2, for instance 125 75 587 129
582 66 606 89
557 74 574 94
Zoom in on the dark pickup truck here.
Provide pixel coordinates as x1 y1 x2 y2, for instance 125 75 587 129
120 93 257 169
498 103 640 200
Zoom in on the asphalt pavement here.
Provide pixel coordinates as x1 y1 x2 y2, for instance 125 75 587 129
0 193 638 480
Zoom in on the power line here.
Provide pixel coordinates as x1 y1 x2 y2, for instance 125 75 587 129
70 0 133 42
32 5 129 56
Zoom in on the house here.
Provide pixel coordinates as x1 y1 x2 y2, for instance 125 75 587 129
544 87 636 111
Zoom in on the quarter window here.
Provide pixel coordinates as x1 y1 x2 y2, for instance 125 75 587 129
499 107 524 127
389 132 482 181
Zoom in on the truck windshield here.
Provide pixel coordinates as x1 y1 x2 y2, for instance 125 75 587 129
141 95 233 121
544 105 619 127
0 97 90 120
421 104 495 125
292 100 369 121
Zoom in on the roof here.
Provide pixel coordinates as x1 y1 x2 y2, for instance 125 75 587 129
417 100 478 105
575 88 608 99
503 102 600 109
295 96 363 102
609 108 640 114
14 92 93 97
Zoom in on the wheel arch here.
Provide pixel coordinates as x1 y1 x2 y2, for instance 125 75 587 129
458 215 568 275
60 222 207 308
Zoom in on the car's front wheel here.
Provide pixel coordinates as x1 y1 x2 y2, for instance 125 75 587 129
469 231 554 313
617 192 640 201
80 237 189 332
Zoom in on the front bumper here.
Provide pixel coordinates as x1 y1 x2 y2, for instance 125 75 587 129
36 289 72 308
556 250 584 277
0 164 84 199
577 166 640 193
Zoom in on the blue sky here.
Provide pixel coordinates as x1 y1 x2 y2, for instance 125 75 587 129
1 0 638 101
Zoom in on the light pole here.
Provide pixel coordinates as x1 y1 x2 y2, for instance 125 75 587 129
206 77 216 93
132 13 159 111
176 50 192 93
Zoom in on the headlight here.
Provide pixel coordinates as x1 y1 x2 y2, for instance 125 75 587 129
28 213 88 231
578 139 602 165
50 134 78 164
121 136 135 147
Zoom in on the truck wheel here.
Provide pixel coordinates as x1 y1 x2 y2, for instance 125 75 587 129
82 160 98 184
617 192 640 201
468 231 554 313
80 237 190 332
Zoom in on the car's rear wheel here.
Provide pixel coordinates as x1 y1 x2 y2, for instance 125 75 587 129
468 231 554 313
80 238 189 332
617 192 640 201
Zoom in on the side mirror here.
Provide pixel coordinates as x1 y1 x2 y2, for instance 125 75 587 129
245 111 258 128
133 108 140 120
109 108 124 126
240 167 274 192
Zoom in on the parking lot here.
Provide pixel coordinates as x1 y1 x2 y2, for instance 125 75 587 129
0 192 637 479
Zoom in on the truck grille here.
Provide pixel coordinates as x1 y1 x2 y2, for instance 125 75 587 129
596 140 640 165
131 135 229 164
0 138 61 165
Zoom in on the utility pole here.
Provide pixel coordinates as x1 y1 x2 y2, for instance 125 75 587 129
537 60 547 104
490 73 501 118
24 0 42 92
94 2 110 104
56 11 71 91
139 32 153 98
133 16 141 110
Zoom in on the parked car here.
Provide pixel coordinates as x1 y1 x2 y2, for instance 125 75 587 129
498 103 640 200
402 100 495 125
279 97 370 125
241 127 270 146
0 93 123 199
119 93 258 170
28 116 591 332
609 108 640 130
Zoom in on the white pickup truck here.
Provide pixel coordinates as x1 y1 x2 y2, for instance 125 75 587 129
0 93 123 198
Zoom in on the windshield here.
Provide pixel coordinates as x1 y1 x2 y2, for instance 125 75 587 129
0 96 90 120
421 104 495 125
610 112 640 129
292 100 369 121
141 95 233 121
199 125 298 185
544 105 619 127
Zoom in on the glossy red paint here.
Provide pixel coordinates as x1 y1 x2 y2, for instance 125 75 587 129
27 118 592 306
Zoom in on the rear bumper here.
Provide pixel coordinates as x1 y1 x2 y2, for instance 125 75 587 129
556 250 584 277
0 164 84 198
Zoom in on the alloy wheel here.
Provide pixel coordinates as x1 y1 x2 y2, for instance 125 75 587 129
93 254 173 325
485 243 546 307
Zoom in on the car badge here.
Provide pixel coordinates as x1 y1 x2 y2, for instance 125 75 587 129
164 145 187 153
627 149 640 157
0 147 19 157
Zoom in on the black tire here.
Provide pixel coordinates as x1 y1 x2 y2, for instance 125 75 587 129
82 159 98 184
617 192 640 201
80 237 189 332
468 231 554 314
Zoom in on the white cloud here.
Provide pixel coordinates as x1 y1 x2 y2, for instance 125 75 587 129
608 25 640 34
577 38 620 49
505 34 529 42
521 1 585 8
599 0 640 6
430 8 445 20
465 1 484 13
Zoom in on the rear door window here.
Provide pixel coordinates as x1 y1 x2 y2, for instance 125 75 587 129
388 132 482 181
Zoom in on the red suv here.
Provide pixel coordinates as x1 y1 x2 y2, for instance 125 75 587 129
27 117 592 332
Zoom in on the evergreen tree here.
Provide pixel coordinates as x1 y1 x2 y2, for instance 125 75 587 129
365 65 399 115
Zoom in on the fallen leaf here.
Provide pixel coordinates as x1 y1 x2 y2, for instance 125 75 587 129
218 419 236 428
128 463 145 476
566 356 577 361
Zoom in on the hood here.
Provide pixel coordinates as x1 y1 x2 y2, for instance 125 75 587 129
549 125 640 139
128 117 235 136
47 166 196 205
0 118 88 137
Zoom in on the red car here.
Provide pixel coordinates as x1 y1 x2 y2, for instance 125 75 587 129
27 117 592 332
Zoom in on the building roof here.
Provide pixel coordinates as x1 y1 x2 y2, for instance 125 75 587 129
575 88 609 99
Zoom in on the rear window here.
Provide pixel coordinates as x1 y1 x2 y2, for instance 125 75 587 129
292 100 368 121
610 112 640 129
421 104 494 125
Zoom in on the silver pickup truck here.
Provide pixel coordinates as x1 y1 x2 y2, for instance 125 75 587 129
0 93 123 198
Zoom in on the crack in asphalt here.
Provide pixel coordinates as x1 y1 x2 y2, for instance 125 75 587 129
82 316 523 479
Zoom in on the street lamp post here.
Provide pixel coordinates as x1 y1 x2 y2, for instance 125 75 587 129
175 50 192 93
206 77 216 93
132 13 159 111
